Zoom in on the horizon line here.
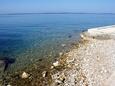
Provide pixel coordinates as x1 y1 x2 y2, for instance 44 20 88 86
0 12 115 15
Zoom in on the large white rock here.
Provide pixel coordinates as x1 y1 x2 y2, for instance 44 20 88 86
84 25 115 39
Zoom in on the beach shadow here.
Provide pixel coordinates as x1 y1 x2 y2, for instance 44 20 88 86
0 57 16 72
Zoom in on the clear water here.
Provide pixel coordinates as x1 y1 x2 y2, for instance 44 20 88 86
0 13 115 72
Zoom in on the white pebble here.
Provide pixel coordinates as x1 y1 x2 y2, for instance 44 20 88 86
53 61 59 67
7 85 11 86
42 71 47 77
21 72 29 79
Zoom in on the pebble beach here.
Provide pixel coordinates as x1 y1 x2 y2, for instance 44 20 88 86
51 25 115 86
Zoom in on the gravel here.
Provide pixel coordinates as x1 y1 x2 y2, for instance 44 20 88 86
51 26 115 86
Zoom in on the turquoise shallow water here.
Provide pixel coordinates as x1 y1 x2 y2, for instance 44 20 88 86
0 13 115 72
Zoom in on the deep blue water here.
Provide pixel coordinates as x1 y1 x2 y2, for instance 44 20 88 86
0 14 115 71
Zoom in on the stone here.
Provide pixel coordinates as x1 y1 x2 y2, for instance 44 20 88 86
59 52 63 56
50 66 54 69
21 72 29 79
7 85 11 86
53 61 59 67
0 60 5 72
68 35 72 38
61 44 66 47
55 80 62 84
42 71 47 77
59 74 66 83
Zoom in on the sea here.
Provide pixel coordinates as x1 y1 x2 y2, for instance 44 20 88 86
0 13 115 72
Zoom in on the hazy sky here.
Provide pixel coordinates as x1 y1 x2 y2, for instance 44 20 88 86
0 0 115 13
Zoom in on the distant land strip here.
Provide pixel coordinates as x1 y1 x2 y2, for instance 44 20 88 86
0 12 115 15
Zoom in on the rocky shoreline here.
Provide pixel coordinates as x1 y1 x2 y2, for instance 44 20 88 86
51 25 115 86
1 25 115 86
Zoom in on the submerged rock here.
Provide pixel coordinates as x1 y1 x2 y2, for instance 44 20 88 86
61 44 66 47
59 52 63 56
68 35 72 38
21 72 29 79
0 57 15 72
0 60 5 71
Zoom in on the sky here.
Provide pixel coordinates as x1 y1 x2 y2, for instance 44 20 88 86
0 0 115 14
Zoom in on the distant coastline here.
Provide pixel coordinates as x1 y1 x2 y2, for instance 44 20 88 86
0 12 115 15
